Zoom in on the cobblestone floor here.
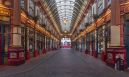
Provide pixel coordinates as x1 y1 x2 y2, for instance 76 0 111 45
0 49 129 77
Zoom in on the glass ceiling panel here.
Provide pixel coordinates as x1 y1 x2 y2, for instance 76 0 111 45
55 0 75 32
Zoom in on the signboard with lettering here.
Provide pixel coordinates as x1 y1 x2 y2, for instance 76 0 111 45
0 7 10 16
19 52 24 58
0 7 11 22
10 52 17 59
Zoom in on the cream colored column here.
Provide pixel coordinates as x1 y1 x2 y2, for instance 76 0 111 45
110 0 121 46
12 0 21 47
12 27 21 46
110 26 120 46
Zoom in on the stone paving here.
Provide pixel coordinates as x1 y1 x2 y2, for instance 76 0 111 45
0 49 129 77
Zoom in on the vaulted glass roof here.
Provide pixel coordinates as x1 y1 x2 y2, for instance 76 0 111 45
55 0 75 32
44 0 87 34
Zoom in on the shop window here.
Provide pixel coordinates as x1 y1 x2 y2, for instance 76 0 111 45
39 13 42 25
104 23 111 47
37 33 41 51
97 26 104 53
91 31 95 51
107 0 111 6
4 26 11 48
21 26 25 48
81 37 85 51
29 0 34 17
20 0 25 9
97 0 105 15
29 28 34 52
86 33 90 51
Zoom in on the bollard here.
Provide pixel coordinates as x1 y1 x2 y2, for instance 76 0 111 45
26 50 30 60
34 50 39 57
101 51 107 62
42 48 46 54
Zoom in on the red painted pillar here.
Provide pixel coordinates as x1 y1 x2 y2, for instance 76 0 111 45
101 51 107 61
85 49 89 54
8 0 25 65
25 49 30 60
34 49 39 57
42 48 46 54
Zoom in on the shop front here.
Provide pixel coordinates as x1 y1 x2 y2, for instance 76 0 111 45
96 26 104 58
0 4 11 64
85 33 90 54
85 31 96 56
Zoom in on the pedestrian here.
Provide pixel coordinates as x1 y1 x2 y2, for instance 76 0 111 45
115 55 124 71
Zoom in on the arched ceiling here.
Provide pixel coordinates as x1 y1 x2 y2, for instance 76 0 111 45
44 0 87 34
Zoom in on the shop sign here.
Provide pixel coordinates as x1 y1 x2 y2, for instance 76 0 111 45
107 53 113 60
0 7 10 22
0 8 10 16
0 16 10 21
125 14 129 20
10 52 17 59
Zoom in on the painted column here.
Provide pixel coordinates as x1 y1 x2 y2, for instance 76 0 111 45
110 0 121 46
26 27 30 60
106 0 127 68
8 0 25 65
34 32 38 57
43 36 46 54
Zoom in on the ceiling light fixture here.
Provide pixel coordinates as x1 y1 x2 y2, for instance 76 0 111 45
63 18 68 24
64 30 67 33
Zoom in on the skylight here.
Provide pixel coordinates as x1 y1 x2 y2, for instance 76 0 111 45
55 0 75 32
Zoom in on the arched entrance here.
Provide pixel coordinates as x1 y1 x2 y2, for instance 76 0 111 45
61 38 71 48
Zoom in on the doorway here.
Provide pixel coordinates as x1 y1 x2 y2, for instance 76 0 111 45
61 38 71 48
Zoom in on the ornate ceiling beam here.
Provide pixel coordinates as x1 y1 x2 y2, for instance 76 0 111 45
70 0 94 35
35 0 62 35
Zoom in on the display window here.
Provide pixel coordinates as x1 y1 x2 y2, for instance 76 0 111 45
29 28 34 52
97 26 104 53
21 25 25 48
97 0 105 15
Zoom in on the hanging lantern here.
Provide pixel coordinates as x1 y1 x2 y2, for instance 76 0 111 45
63 18 68 24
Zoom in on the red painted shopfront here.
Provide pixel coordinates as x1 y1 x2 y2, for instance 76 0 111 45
106 47 127 68
0 4 12 65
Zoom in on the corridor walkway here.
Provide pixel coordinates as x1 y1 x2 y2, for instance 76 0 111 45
0 49 129 77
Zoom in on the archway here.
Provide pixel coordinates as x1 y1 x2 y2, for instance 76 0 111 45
61 38 71 48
